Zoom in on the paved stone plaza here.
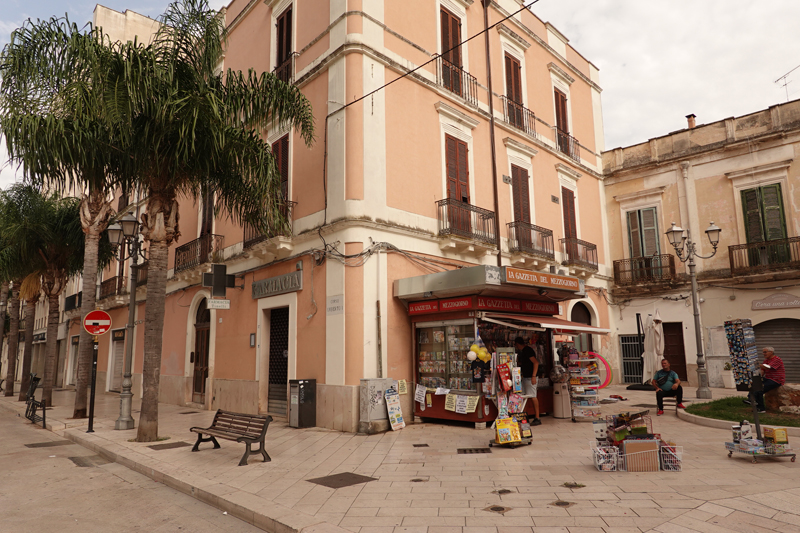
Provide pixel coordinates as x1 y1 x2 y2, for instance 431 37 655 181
1 385 799 533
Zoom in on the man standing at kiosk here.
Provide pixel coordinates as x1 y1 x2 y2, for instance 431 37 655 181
515 337 542 426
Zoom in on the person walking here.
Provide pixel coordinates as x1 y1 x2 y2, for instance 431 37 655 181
744 347 785 413
651 359 685 415
514 337 542 426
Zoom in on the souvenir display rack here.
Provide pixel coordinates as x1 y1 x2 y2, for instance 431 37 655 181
487 348 532 448
568 350 601 422
724 319 758 390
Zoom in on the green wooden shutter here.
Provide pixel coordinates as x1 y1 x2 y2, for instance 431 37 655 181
742 188 765 243
627 211 641 258
640 208 660 256
760 184 786 241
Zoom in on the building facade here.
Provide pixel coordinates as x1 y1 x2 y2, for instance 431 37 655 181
604 102 800 388
25 1 612 432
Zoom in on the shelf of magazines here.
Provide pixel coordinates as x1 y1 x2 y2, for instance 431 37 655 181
569 356 601 421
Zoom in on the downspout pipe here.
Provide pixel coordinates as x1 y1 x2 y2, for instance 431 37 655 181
483 0 502 267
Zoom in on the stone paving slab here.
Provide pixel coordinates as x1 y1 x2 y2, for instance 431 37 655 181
2 384 799 533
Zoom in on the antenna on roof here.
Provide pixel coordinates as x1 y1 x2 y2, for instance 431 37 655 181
775 63 800 102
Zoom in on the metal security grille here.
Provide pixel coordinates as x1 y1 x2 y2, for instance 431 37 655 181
754 318 800 384
268 307 290 415
620 334 644 384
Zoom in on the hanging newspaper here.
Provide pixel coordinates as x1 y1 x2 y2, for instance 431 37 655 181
385 386 405 431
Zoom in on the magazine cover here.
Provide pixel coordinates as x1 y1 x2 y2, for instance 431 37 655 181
495 417 521 444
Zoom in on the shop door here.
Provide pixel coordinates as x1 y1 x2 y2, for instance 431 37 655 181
445 135 471 237
570 302 593 353
754 318 799 383
110 334 125 392
268 307 289 415
192 300 211 404
562 187 578 261
662 322 687 381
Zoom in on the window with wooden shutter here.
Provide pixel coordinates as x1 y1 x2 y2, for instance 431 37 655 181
440 8 462 95
627 208 660 258
511 165 530 223
275 7 292 82
200 187 214 236
272 135 290 209
562 187 576 239
505 54 522 103
554 89 568 133
742 184 787 244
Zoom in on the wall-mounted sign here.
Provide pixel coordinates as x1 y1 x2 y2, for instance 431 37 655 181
408 300 439 315
251 271 303 299
326 295 344 315
503 267 580 292
408 296 559 316
207 299 231 310
751 292 800 311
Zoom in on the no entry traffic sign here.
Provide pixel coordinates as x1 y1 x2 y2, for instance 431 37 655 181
84 310 112 336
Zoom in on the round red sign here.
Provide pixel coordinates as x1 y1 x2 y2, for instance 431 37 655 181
84 310 113 336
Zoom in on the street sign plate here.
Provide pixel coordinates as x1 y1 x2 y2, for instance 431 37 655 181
83 310 112 335
207 299 230 310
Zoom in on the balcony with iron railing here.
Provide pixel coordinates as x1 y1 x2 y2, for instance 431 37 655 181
174 234 224 274
613 254 676 286
274 52 298 84
501 96 537 138
729 236 800 276
436 198 497 247
556 128 580 162
99 276 127 299
435 56 479 107
560 237 598 271
243 201 296 249
507 221 554 260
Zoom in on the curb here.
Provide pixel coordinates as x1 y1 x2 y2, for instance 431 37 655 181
678 408 800 437
62 429 349 533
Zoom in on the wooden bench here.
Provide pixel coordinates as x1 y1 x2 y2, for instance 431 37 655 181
190 409 273 466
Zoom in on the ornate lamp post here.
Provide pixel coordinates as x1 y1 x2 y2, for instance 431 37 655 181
107 213 145 430
665 221 722 400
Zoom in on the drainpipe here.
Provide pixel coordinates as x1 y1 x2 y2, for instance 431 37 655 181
483 0 502 267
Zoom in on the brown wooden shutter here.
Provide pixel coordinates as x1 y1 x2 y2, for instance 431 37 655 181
511 165 530 223
200 188 214 236
456 139 469 202
554 89 568 133
445 135 458 200
277 8 292 66
272 135 290 200
440 8 461 66
742 188 765 243
562 187 576 239
505 54 522 103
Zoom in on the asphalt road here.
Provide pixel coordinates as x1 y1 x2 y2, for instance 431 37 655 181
0 409 262 532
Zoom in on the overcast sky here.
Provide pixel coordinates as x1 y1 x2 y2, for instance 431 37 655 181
1 0 799 186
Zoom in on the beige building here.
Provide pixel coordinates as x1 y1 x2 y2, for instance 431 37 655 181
9 2 615 431
603 102 800 388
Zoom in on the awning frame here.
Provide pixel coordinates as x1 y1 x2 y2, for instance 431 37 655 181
480 313 610 335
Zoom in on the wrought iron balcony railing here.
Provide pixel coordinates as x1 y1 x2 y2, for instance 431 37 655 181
99 276 127 299
729 236 800 276
613 254 676 286
64 292 82 312
501 96 536 137
243 201 296 248
436 198 497 246
556 128 580 162
274 52 297 84
136 261 149 286
174 234 224 273
507 221 554 260
436 56 479 107
560 237 598 270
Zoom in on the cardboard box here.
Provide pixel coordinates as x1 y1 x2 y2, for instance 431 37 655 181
623 440 660 472
764 427 789 444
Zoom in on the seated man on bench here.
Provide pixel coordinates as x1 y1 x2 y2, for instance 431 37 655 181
651 359 685 415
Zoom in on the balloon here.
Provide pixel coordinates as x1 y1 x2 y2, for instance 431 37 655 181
478 347 489 357
470 344 480 353
466 351 477 361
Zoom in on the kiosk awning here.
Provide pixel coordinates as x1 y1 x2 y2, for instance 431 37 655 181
484 314 610 335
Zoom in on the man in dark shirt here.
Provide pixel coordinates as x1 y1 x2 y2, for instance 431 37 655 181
515 337 541 426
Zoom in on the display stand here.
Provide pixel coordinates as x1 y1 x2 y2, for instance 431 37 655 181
568 351 601 422
724 442 795 463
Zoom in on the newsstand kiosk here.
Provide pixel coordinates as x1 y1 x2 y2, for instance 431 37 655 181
394 265 609 427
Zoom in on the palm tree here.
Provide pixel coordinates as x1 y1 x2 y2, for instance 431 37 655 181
16 274 39 401
122 0 314 442
0 185 91 405
0 17 132 417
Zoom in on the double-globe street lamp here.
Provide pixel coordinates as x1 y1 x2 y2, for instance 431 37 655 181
665 221 722 400
107 213 145 430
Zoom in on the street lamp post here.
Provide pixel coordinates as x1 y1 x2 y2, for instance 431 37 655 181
108 213 145 430
665 221 722 400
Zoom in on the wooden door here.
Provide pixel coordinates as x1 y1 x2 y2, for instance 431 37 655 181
505 53 523 127
511 165 531 248
562 187 577 261
445 134 470 236
662 322 688 382
192 300 211 404
440 8 462 95
555 88 569 152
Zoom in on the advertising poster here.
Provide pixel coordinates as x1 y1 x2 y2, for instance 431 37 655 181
385 387 405 431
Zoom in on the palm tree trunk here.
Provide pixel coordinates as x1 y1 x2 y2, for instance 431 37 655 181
3 283 20 397
73 232 101 418
136 239 169 442
0 281 8 386
42 293 61 407
18 298 37 401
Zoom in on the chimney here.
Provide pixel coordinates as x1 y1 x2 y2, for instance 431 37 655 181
686 114 696 129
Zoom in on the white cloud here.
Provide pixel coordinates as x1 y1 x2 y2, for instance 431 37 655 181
531 0 800 150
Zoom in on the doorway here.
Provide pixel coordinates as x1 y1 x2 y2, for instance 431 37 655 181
662 322 688 381
68 336 79 386
571 302 594 352
267 307 289 415
192 299 211 404
109 330 125 392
